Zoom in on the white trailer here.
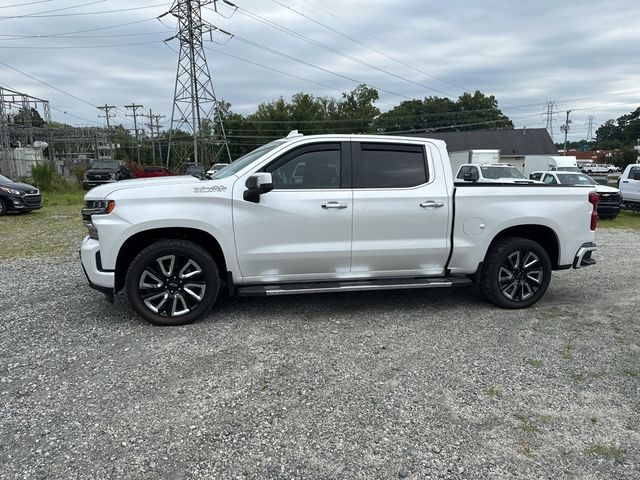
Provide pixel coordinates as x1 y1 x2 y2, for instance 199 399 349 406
523 155 579 177
448 149 500 175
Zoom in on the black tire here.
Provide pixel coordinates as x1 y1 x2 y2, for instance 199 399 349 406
0 199 6 216
480 237 552 309
125 239 220 326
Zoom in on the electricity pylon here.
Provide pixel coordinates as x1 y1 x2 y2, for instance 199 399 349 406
161 0 231 172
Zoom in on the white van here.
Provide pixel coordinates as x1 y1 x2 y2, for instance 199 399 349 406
523 155 580 177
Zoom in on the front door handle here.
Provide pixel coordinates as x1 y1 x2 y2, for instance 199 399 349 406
622 181 629 183
322 201 348 209
420 201 444 208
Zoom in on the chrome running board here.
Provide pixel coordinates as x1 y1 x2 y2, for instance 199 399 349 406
238 276 472 297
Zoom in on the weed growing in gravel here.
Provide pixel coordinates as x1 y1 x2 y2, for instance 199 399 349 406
514 413 542 433
585 444 625 461
485 386 502 397
518 442 537 459
590 417 598 424
570 373 585 381
621 369 638 377
526 359 543 368
561 345 574 360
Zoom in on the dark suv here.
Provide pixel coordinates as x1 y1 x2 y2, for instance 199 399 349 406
0 173 42 215
83 161 132 190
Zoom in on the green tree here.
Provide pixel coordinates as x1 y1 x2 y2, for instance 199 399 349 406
376 91 512 134
13 107 46 127
337 84 380 133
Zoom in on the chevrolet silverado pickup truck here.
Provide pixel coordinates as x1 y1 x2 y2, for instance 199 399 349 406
80 133 599 326
618 164 640 211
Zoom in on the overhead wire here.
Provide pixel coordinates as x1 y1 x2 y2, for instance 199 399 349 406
269 0 474 97
1 0 53 8
0 0 106 20
0 2 166 19
227 5 455 98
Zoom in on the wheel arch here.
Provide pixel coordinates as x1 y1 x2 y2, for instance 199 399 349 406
488 225 560 268
114 227 228 293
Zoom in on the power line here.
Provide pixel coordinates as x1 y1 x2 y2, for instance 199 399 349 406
268 0 468 97
0 0 107 20
215 29 411 100
226 6 454 98
1 0 52 8
295 0 474 93
0 40 164 49
0 30 170 40
0 2 167 19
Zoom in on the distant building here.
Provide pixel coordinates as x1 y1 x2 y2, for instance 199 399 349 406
405 128 557 171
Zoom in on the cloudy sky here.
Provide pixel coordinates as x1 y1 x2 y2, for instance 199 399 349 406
1 0 639 143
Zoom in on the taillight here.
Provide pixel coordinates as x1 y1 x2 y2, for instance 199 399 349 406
588 192 599 231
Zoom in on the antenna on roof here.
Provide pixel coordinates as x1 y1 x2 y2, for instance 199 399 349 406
286 130 303 138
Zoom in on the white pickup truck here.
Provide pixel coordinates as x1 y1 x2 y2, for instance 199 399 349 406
618 163 640 211
80 133 599 326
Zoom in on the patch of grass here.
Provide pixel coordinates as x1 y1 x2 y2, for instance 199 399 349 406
600 210 640 230
621 369 638 377
485 386 502 397
518 442 536 459
585 444 625 461
526 359 543 368
561 345 574 360
571 373 585 381
0 189 85 260
610 322 622 334
514 413 542 433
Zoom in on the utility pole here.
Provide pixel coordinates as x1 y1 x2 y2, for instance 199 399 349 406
586 115 595 142
98 104 117 160
560 110 572 155
146 109 165 165
124 102 144 163
97 104 116 130
160 0 231 171
544 101 556 141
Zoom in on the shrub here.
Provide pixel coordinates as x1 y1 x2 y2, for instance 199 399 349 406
31 162 54 191
73 164 87 184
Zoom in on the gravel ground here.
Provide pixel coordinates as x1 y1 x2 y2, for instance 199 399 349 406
1 229 639 479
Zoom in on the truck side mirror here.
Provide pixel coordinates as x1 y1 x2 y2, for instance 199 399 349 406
243 172 274 203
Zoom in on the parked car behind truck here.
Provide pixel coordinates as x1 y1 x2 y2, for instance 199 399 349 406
0 173 42 215
81 133 598 326
536 171 622 219
83 161 132 190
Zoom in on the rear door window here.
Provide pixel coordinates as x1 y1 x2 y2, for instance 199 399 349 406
353 142 428 188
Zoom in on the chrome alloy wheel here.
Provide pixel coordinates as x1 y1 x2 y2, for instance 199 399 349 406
138 254 207 317
498 250 544 302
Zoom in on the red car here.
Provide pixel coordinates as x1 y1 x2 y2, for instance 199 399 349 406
135 166 172 178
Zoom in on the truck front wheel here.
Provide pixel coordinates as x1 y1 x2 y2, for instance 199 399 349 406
480 237 551 309
125 239 220 326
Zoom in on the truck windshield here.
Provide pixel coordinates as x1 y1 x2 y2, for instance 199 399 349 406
212 140 286 179
481 166 525 179
91 161 118 169
556 173 596 185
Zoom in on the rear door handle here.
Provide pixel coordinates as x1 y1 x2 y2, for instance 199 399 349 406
622 181 629 183
420 201 444 208
322 201 348 209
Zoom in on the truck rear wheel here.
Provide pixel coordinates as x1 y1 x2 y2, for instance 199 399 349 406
480 237 551 309
125 239 220 326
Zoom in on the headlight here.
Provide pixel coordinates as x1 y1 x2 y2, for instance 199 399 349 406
81 200 116 239
0 186 22 195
